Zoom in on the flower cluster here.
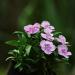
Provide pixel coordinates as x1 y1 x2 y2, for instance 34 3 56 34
56 35 72 58
24 23 40 34
24 21 72 58
6 20 72 74
40 21 55 55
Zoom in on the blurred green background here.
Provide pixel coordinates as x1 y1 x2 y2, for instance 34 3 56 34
0 0 75 75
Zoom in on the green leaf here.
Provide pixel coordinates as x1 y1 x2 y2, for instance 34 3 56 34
54 32 62 36
21 33 27 43
41 55 46 60
62 58 69 63
14 63 21 69
25 58 38 63
55 58 62 62
19 67 23 71
6 56 15 61
14 31 23 34
8 49 19 56
8 52 14 55
25 64 37 72
5 40 19 46
12 49 20 54
14 31 27 44
25 45 32 55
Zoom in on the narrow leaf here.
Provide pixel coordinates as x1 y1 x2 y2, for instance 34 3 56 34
15 63 21 69
14 31 23 34
13 49 20 54
6 56 15 61
54 32 62 36
25 45 32 55
5 40 18 46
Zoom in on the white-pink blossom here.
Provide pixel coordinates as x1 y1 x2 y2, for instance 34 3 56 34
56 35 69 44
44 26 55 34
58 45 72 58
41 21 50 28
41 33 54 41
40 40 56 54
24 23 40 34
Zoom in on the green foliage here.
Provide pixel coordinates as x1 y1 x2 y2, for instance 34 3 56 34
14 31 27 44
54 32 62 36
5 40 19 46
25 45 32 55
6 56 15 61
6 27 70 74
14 63 21 69
6 31 41 72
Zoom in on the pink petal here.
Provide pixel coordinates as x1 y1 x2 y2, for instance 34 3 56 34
67 52 72 56
24 25 32 31
59 35 66 42
40 40 46 47
44 28 53 34
41 33 47 39
64 55 69 58
34 23 40 28
40 40 56 55
57 45 72 58
44 50 52 55
49 26 55 30
24 25 33 34
58 45 67 55
41 21 50 28
32 23 40 34
56 35 69 44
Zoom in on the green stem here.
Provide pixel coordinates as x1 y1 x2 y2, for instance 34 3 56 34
43 62 48 75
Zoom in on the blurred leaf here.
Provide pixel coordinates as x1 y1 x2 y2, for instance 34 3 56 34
54 32 62 36
25 45 32 55
55 58 62 62
14 63 21 69
41 55 46 60
19 66 23 71
24 63 37 73
14 31 23 34
13 31 27 46
21 33 27 43
6 56 15 61
25 58 39 63
8 51 14 55
14 31 27 43
5 40 19 46
12 49 20 54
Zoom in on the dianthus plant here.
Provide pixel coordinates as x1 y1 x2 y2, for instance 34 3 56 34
6 21 72 74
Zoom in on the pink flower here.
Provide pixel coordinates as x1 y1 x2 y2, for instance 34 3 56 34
40 40 56 54
58 45 72 58
24 25 32 34
44 26 55 34
41 21 50 28
56 35 69 44
33 23 40 34
24 23 40 34
41 33 54 41
41 21 55 34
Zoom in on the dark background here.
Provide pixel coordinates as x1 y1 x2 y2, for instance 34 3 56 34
0 0 75 75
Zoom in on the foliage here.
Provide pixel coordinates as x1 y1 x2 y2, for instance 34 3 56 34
5 21 72 75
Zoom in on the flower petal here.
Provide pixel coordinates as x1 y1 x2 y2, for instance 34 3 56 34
41 21 50 28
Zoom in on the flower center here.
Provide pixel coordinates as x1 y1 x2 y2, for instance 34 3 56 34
62 49 67 54
45 44 51 51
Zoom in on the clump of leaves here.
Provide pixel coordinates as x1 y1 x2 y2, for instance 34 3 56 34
5 21 72 74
